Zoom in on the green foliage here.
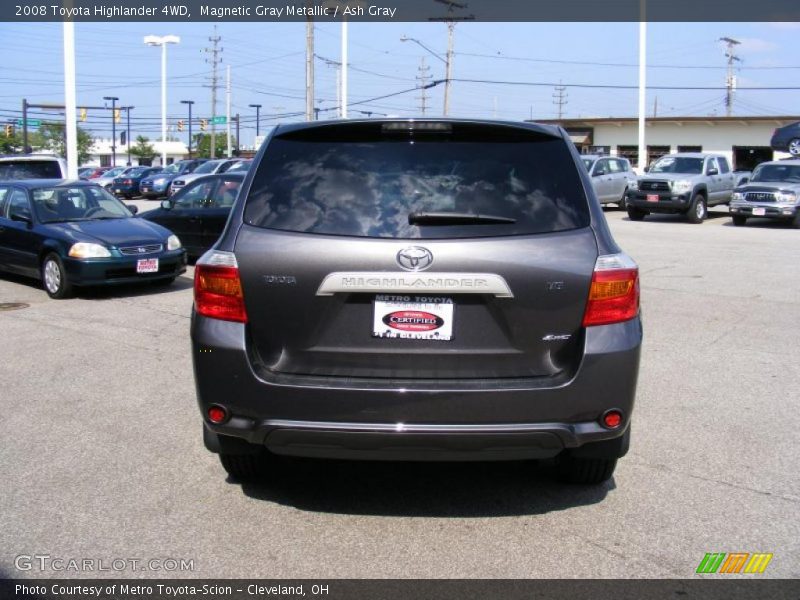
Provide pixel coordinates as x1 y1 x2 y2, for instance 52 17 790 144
37 122 94 165
129 135 156 162
193 133 236 159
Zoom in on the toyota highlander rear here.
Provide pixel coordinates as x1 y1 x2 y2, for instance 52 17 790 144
191 119 642 485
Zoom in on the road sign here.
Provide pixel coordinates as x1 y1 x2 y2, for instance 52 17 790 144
211 116 227 125
17 119 41 128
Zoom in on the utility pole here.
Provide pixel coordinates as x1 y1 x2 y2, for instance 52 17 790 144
552 83 568 120
341 18 348 118
653 96 658 118
305 16 314 121
103 96 118 166
416 57 431 116
234 113 240 155
226 64 232 158
430 0 474 117
720 37 741 117
125 106 133 165
181 100 194 158
204 25 222 158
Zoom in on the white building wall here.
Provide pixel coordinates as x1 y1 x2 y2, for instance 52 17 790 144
594 121 790 164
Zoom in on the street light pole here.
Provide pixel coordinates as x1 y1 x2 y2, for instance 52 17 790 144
103 96 118 166
144 34 180 167
181 100 194 158
249 104 262 137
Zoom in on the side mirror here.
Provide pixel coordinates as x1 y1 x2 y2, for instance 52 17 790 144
738 177 749 184
707 168 719 176
593 169 605 177
10 211 31 224
126 204 139 215
643 165 650 173
160 199 173 210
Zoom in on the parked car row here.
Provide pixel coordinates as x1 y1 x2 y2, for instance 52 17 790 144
581 151 799 227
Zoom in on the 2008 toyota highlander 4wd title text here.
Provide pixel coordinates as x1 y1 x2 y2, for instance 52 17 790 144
191 119 643 485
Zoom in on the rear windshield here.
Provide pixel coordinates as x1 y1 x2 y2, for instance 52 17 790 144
0 160 62 180
244 123 589 239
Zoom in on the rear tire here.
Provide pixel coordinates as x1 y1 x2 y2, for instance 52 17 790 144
219 452 268 481
791 211 800 229
618 191 628 210
556 455 617 484
41 253 73 299
687 193 707 224
627 206 647 221
151 276 176 287
732 215 747 227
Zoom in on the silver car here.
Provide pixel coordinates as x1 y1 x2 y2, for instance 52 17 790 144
582 155 635 208
730 159 800 227
169 159 238 195
94 166 134 190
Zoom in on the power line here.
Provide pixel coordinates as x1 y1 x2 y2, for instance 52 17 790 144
450 78 800 91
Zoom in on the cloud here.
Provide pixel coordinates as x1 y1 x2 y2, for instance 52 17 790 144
734 38 778 53
765 22 800 30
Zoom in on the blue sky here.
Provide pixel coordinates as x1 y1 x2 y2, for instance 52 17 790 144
2 21 799 145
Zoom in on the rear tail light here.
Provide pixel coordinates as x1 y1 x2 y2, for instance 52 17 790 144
123 179 132 185
194 250 248 323
582 253 640 327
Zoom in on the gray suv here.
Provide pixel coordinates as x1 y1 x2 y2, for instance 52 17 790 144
626 152 736 223
191 119 642 485
729 159 800 227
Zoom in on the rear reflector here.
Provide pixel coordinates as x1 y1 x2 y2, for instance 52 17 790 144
207 405 228 424
602 410 623 429
194 250 248 323
582 253 639 327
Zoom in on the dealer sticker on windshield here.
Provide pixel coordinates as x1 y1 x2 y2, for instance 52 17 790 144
373 294 454 341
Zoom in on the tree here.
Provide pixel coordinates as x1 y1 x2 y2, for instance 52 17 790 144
193 133 236 159
38 122 93 165
0 129 24 154
129 135 156 164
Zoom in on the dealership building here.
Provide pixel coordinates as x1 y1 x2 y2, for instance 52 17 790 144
535 115 799 171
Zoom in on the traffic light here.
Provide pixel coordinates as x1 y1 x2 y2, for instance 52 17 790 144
177 120 185 132
80 108 87 122
200 118 208 131
114 109 121 124
120 131 127 146
4 124 14 137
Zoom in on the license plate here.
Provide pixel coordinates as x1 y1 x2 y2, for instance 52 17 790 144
646 194 659 203
373 295 454 341
136 258 159 274
752 207 766 216
141 187 150 192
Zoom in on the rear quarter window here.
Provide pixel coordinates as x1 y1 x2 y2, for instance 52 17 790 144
243 123 590 239
0 160 62 180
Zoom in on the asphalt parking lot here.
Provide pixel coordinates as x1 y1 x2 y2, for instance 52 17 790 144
0 206 798 579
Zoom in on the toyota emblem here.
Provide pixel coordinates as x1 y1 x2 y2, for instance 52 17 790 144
396 246 433 271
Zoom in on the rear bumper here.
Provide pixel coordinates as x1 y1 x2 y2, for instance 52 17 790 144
192 314 642 460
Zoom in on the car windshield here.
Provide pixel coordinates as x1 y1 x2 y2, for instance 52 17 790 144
649 157 704 174
126 167 150 177
161 163 183 174
79 168 94 176
226 161 251 172
0 160 62 179
104 167 125 178
581 158 595 171
32 186 133 223
750 164 800 183
192 161 220 174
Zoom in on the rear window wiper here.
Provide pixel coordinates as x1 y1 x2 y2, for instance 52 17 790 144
408 211 516 226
